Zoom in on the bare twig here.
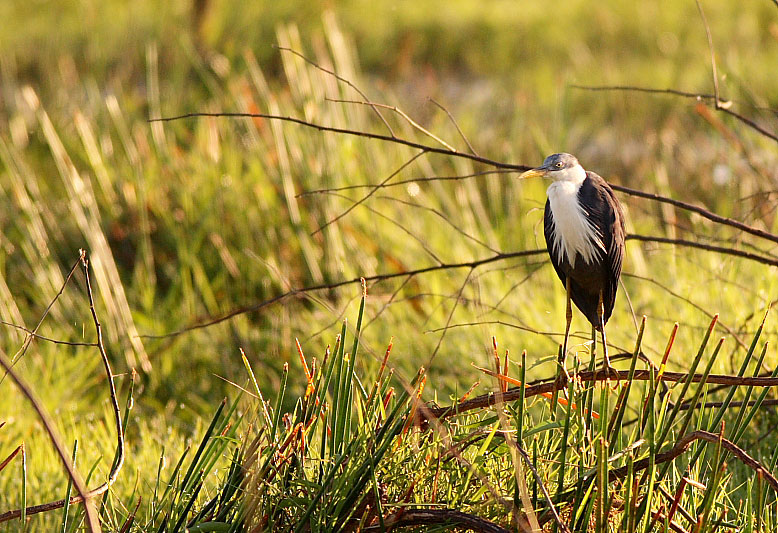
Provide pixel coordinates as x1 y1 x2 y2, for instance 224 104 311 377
430 98 479 155
327 98 457 152
275 45 395 136
608 430 778 491
426 268 474 367
149 111 529 170
0 321 98 347
313 150 427 235
140 249 546 339
140 231 778 341
296 169 512 197
614 188 778 246
573 84 778 143
678 398 778 411
1 255 83 384
0 252 126 526
509 439 571 533
571 84 716 100
0 445 23 474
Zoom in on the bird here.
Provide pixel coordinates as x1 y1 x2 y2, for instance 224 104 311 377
520 153 625 380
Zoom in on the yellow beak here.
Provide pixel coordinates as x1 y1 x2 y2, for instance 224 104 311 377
519 168 548 180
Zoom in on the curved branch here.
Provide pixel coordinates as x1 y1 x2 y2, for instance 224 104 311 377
608 430 778 491
377 508 514 533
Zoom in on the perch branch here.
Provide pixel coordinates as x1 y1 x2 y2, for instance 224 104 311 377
423 369 778 424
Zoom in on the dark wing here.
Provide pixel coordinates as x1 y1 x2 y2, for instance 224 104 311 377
579 171 626 320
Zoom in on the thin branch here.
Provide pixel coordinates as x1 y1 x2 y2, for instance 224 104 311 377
374 194 500 253
148 111 531 171
614 188 778 246
429 98 479 155
426 268 474 368
0 252 126 526
1 255 83 384
608 430 778 491
140 232 778 340
0 347 99 531
296 169 512 197
678 398 778 411
509 440 571 533
313 150 427 235
625 234 778 267
571 84 716 100
0 321 98 347
573 84 778 143
326 98 457 152
274 45 395 137
139 249 546 339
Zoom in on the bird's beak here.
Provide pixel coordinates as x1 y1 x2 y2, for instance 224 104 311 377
519 167 549 180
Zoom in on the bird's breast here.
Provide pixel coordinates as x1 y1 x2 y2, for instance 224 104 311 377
546 181 605 268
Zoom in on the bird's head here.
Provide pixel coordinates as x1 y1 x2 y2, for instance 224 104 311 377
520 153 586 184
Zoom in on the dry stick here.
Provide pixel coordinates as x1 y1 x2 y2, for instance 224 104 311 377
140 248 546 339
616 190 778 246
625 234 778 267
0 445 23 474
608 430 778 491
296 169 513 196
678 398 778 411
149 111 532 170
423 369 778 424
377 508 513 533
0 321 98 347
426 267 474 367
1 255 83 384
0 253 126 525
429 98 480 156
326 98 457 152
149 111 778 245
140 233 778 341
274 45 396 137
694 0 778 144
314 150 427 235
572 84 778 144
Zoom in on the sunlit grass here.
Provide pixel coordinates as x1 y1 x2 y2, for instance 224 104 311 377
1 1 778 530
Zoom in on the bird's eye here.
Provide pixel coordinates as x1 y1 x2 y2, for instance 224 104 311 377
555 162 563 168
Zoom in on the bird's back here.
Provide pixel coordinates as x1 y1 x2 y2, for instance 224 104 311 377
543 172 625 328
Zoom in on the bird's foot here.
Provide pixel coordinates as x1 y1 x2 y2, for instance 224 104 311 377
554 366 571 398
602 363 620 389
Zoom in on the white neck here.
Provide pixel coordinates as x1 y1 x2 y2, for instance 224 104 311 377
546 172 605 267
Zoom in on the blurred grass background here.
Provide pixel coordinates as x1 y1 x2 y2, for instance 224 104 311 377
1 0 778 528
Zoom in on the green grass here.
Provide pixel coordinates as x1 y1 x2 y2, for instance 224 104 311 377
2 0 778 530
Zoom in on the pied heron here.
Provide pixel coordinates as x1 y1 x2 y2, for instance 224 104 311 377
520 153 625 379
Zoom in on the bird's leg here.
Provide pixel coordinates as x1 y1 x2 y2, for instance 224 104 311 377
556 277 573 392
598 292 619 385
